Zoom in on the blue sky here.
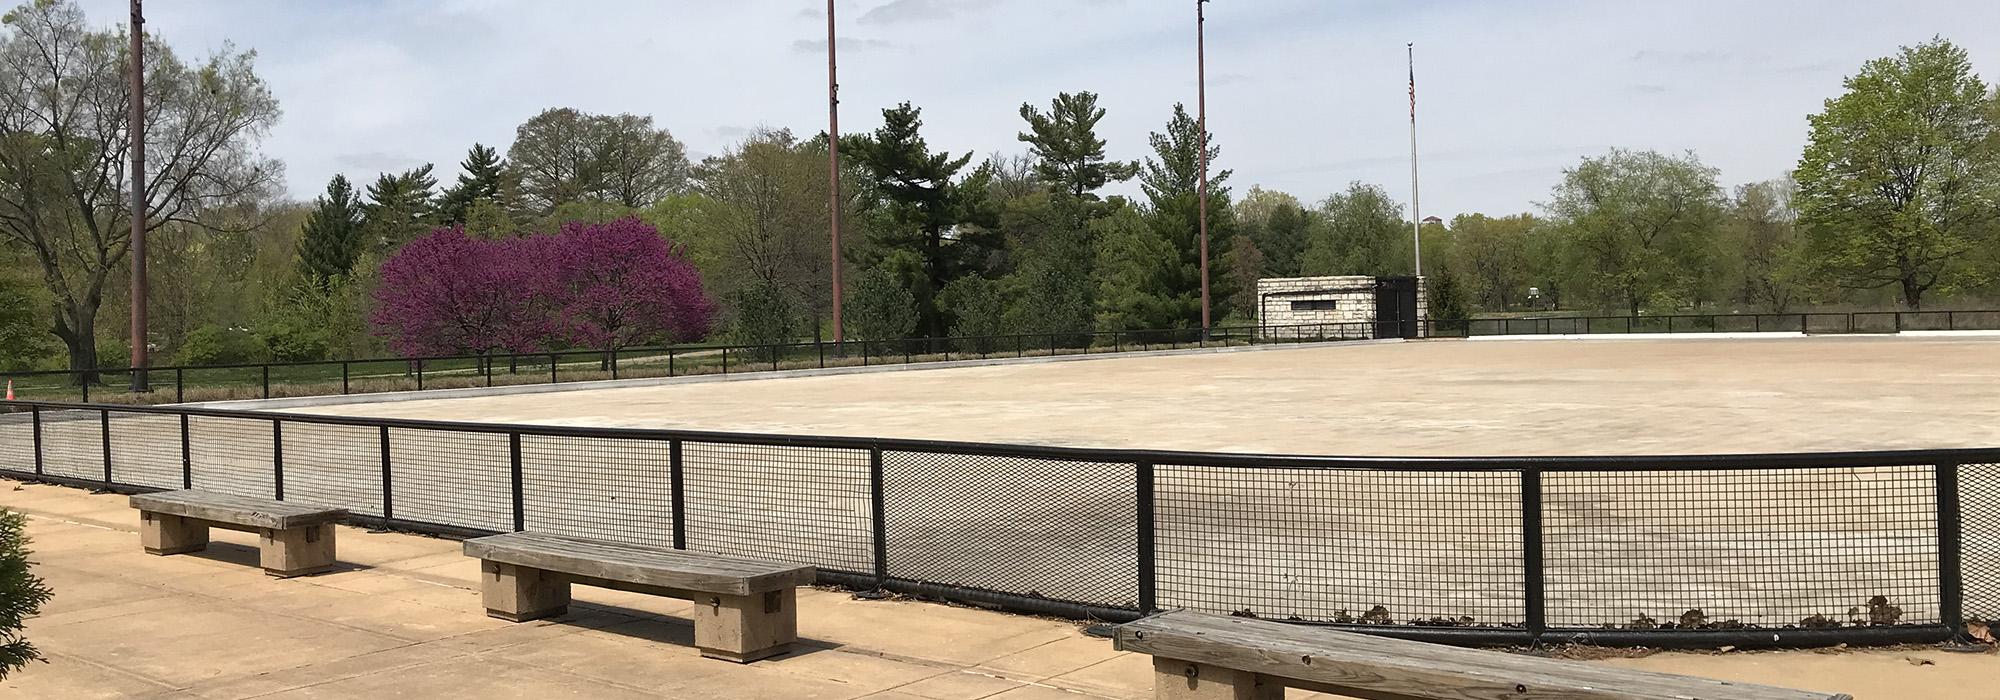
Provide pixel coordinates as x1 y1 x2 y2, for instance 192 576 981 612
73 0 2000 218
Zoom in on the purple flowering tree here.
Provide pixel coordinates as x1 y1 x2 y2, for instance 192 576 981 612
370 219 715 360
547 218 716 353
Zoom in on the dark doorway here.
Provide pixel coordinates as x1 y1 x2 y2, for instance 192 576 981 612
1374 277 1420 339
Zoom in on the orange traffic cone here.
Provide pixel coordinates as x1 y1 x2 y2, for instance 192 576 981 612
4 380 12 401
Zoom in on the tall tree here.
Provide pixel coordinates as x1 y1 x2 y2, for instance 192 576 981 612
1093 204 1191 330
1139 103 1234 323
360 165 437 253
1446 213 1537 310
594 113 690 208
1237 186 1308 278
683 129 833 331
1546 149 1723 315
843 102 994 338
0 0 281 377
437 143 506 226
1301 182 1407 278
508 107 601 213
1796 38 2000 308
296 175 364 285
1727 177 1808 312
1017 91 1137 198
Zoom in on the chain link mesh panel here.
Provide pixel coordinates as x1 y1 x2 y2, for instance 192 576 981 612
1962 463 1999 622
1545 466 1938 629
385 428 512 531
521 435 672 546
0 411 34 475
882 451 1137 608
682 441 870 574
187 415 275 498
1156 465 1525 626
37 409 101 481
106 411 182 490
278 422 386 516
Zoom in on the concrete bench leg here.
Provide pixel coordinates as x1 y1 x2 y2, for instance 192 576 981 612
259 524 336 578
694 588 797 663
140 511 208 555
481 562 570 622
1153 658 1281 700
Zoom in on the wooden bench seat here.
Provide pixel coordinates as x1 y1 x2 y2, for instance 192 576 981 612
463 532 816 662
128 490 346 578
1116 611 1852 700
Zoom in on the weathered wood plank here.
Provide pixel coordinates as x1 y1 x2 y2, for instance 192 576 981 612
462 532 814 596
1116 612 1852 700
129 490 346 530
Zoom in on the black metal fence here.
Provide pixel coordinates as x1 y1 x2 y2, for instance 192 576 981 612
10 309 2000 405
1 398 1991 647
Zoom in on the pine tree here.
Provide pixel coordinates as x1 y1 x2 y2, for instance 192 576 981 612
438 144 506 226
1017 91 1137 198
361 164 438 254
295 174 365 285
1139 103 1234 326
843 102 994 338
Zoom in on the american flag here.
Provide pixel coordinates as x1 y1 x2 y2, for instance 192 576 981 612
1407 43 1416 122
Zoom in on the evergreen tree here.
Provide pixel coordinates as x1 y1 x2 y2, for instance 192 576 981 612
843 102 996 338
1017 91 1137 198
1093 205 1193 331
1139 103 1234 326
438 144 506 226
845 263 919 341
0 509 51 679
361 165 439 254
295 175 364 286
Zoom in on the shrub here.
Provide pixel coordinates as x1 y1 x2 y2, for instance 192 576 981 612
178 325 262 365
0 509 51 678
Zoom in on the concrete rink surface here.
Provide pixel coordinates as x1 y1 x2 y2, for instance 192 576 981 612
296 336 2000 456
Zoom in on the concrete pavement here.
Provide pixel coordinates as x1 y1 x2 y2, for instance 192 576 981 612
0 483 1985 699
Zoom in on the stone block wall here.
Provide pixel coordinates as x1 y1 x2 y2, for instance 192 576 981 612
1253 275 1428 338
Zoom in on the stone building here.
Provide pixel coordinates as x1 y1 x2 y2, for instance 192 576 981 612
1253 275 1428 339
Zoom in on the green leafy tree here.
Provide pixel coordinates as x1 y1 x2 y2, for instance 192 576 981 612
1139 103 1235 323
995 191 1095 340
683 129 835 334
1727 177 1809 312
437 143 507 226
1545 149 1724 314
1237 186 1309 278
1017 91 1138 198
843 102 995 338
296 175 365 285
1796 38 2000 308
1426 266 1472 333
594 113 691 208
507 108 691 215
0 275 54 371
1446 213 1537 310
1301 182 1408 277
730 278 797 348
0 509 51 678
360 165 438 254
1093 205 1191 331
939 274 1005 352
845 263 918 341
0 0 281 378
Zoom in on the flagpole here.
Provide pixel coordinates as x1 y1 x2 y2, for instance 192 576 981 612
827 0 843 343
1408 42 1422 279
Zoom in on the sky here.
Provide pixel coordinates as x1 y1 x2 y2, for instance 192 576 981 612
72 0 2000 220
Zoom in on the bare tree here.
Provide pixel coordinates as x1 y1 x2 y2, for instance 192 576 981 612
0 1 280 379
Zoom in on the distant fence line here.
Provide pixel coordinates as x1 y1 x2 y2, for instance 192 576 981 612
0 398 1993 648
6 310 1999 405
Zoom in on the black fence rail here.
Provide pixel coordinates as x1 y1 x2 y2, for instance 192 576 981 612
0 322 1374 405
0 399 1991 648
13 309 2000 406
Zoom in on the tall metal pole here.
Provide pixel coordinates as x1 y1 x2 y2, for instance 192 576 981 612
826 0 844 343
1408 42 1422 278
1196 0 1211 330
127 0 149 393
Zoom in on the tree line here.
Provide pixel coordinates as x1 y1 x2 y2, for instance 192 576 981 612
1 0 1996 374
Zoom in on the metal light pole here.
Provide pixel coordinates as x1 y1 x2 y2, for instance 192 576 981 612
1196 0 1211 331
826 0 844 343
128 0 149 393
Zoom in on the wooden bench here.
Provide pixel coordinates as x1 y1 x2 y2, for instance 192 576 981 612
128 490 346 578
1116 611 1852 700
462 532 816 663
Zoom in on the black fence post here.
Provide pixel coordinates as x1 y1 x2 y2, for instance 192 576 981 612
81 376 88 404
1937 461 1964 635
818 340 825 369
272 420 285 500
723 348 730 375
1136 460 1156 615
549 354 558 384
342 362 350 395
415 359 425 391
29 406 42 476
175 368 184 404
1522 468 1546 640
179 413 191 489
870 447 888 589
670 439 686 550
510 433 525 532
610 351 620 380
772 345 780 372
668 349 676 377
378 426 394 521
261 365 270 399
98 409 111 484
